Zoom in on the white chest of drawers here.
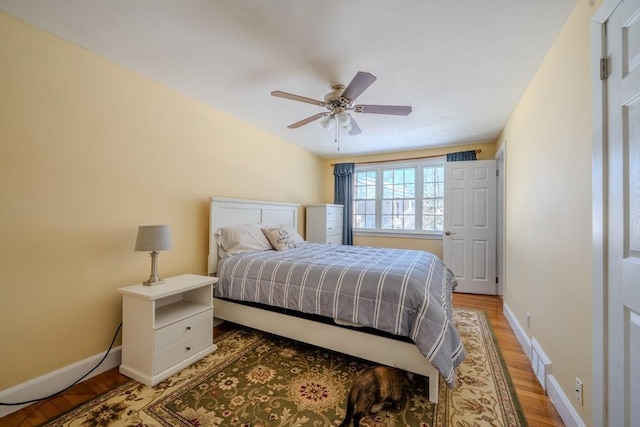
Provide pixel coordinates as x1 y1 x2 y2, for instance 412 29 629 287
306 204 344 244
118 274 218 386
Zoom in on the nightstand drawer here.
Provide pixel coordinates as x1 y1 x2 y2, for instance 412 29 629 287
155 309 213 351
326 207 343 221
326 234 343 245
326 220 343 236
155 330 212 374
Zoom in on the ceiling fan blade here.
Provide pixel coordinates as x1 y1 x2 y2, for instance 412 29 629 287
287 113 325 129
271 91 325 107
348 117 361 136
341 71 377 101
354 104 412 115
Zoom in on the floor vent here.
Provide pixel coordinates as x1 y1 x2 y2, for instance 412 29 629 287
531 337 552 390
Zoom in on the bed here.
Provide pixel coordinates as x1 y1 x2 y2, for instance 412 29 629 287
208 197 465 403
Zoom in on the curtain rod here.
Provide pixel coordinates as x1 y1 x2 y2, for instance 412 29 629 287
330 149 482 167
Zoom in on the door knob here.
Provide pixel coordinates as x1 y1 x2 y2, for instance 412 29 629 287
445 231 455 236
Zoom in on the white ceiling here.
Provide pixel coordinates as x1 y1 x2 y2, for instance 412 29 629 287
0 0 577 159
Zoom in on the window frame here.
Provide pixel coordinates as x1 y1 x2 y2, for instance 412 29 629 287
353 157 445 239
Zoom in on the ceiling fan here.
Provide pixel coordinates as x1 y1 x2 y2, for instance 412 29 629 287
271 71 412 138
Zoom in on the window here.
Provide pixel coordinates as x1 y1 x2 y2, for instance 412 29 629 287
353 159 444 235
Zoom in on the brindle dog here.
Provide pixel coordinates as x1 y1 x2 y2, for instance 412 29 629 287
338 366 415 427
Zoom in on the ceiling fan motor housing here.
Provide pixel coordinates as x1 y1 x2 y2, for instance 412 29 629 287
324 85 345 104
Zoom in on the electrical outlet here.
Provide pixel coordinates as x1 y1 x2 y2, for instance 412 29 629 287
526 312 531 329
575 378 583 405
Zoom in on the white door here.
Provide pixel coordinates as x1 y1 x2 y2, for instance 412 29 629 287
605 1 640 425
443 160 497 294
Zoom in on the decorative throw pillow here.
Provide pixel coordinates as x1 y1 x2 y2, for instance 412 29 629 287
215 223 273 256
279 224 305 245
262 225 298 251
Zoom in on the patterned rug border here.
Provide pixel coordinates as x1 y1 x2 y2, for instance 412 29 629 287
39 308 529 427
35 379 135 427
480 309 528 426
472 309 528 427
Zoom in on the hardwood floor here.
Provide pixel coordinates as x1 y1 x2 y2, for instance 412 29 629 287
0 294 564 427
452 293 564 426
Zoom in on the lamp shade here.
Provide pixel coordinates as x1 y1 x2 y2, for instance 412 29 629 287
135 225 172 252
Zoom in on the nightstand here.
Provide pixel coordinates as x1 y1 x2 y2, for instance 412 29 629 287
306 204 344 244
118 274 218 386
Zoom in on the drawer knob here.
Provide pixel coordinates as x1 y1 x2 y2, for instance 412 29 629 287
186 346 191 351
185 326 191 330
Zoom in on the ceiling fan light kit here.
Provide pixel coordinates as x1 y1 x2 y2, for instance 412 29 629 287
271 71 412 150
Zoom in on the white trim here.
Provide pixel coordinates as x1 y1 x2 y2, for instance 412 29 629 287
0 347 122 417
591 1 622 425
547 375 587 427
503 302 586 427
353 230 443 240
503 303 532 364
494 142 506 296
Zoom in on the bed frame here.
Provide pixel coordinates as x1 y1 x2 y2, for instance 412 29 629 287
208 197 440 402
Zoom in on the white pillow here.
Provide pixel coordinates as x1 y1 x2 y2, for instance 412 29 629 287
215 223 273 256
262 225 299 251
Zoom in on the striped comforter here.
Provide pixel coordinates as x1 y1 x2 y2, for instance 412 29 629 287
215 243 465 387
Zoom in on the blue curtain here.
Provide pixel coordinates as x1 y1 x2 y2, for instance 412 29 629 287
446 150 477 161
333 163 355 245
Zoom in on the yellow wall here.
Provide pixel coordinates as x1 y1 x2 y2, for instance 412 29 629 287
0 13 324 389
322 142 497 257
497 0 599 424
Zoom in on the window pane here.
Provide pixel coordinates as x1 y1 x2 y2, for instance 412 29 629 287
382 200 392 214
424 199 435 214
365 200 375 213
404 215 414 229
424 183 435 198
365 215 375 228
423 215 435 231
405 183 415 198
405 168 415 183
357 186 366 199
383 184 393 198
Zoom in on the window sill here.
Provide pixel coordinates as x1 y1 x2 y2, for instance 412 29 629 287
353 230 443 240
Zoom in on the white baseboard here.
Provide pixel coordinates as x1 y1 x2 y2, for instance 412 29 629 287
547 375 587 427
502 303 584 427
503 303 532 363
0 346 122 418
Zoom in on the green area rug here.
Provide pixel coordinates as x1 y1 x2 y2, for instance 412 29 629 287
44 309 527 426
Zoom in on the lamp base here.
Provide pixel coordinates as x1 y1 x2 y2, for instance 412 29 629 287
142 251 164 286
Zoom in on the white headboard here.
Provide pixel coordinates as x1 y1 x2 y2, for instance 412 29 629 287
208 197 300 275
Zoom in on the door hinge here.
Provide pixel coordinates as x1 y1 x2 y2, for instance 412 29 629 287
600 57 608 80
496 277 499 284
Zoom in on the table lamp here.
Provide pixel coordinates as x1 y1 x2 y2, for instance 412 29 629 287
135 224 172 285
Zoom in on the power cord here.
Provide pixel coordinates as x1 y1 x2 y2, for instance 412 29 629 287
0 322 122 406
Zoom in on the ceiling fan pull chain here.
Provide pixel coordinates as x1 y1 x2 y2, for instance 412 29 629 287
335 118 340 151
